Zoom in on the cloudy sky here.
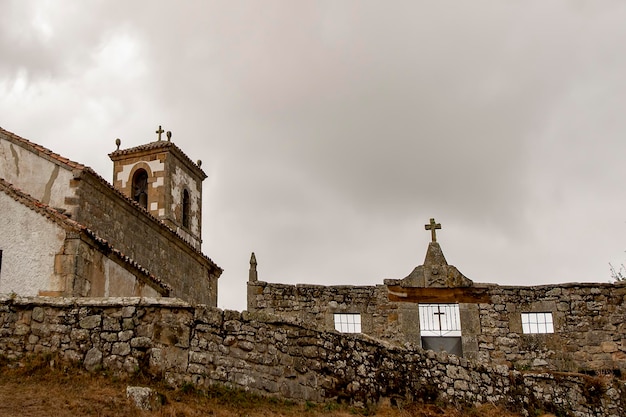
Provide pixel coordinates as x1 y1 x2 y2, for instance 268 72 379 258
2 1 626 310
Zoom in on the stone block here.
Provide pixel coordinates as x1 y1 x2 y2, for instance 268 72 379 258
130 336 152 349
126 386 162 411
84 347 103 371
103 317 121 331
112 342 131 356
80 315 101 330
32 307 45 323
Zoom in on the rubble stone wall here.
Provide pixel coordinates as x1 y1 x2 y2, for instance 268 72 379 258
247 282 399 338
0 296 624 417
478 283 626 375
248 281 626 375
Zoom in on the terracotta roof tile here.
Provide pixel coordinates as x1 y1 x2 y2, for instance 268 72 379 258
109 140 207 179
0 126 85 170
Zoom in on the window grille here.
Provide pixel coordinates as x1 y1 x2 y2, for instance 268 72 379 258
333 313 361 333
521 312 554 334
419 304 462 337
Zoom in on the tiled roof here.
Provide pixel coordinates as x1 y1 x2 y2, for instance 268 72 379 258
1 126 221 273
0 178 173 294
0 126 85 170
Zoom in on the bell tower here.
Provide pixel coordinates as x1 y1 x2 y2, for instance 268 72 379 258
108 126 207 250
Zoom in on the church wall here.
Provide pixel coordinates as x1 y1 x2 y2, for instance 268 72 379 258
169 164 202 247
70 237 163 298
248 280 626 375
0 296 623 416
247 281 401 340
74 172 217 305
0 192 67 296
477 283 626 375
0 136 78 215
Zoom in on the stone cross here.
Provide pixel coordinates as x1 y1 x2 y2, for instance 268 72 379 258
425 218 441 242
155 125 164 141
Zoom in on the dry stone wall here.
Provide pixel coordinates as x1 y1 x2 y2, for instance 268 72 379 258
249 281 626 375
0 296 624 417
478 283 626 374
247 283 398 338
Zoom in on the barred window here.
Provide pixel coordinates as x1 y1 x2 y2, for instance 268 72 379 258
521 312 554 334
419 304 462 337
334 313 361 333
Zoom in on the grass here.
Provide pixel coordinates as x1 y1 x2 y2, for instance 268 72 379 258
0 355 527 417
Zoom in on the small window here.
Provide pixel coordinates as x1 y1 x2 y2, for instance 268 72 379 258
521 312 554 334
132 169 149 209
182 189 190 229
334 313 361 333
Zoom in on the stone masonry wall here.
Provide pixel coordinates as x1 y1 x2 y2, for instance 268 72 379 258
248 281 626 375
247 282 400 339
478 283 626 375
0 296 624 417
74 172 218 306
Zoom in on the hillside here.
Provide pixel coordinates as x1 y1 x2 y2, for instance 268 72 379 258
0 356 527 417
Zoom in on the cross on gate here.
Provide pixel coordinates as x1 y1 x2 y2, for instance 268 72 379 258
156 125 164 141
433 305 446 331
425 218 441 242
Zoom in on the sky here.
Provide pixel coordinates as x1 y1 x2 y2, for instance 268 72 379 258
2 1 626 311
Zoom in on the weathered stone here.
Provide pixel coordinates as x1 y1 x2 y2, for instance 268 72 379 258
126 386 162 411
84 347 102 371
121 306 136 318
118 330 134 342
101 332 118 342
112 342 131 356
80 315 101 330
103 317 121 331
130 337 152 348
32 307 45 323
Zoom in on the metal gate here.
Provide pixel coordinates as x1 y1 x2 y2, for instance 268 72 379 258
418 304 462 337
419 304 463 356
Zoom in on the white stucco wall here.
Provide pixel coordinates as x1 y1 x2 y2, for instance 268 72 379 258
0 138 76 210
0 192 66 296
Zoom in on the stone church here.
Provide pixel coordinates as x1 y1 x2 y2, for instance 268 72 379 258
0 126 221 305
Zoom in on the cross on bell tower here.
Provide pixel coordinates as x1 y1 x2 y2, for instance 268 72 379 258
425 218 441 242
155 125 164 141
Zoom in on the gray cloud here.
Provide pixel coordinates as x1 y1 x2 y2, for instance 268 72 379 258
2 1 626 310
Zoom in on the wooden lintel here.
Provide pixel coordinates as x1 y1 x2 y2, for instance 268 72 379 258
387 285 491 304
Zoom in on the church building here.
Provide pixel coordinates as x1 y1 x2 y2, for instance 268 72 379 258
0 126 221 305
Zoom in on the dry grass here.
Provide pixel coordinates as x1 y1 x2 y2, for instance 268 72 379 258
0 356 525 417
